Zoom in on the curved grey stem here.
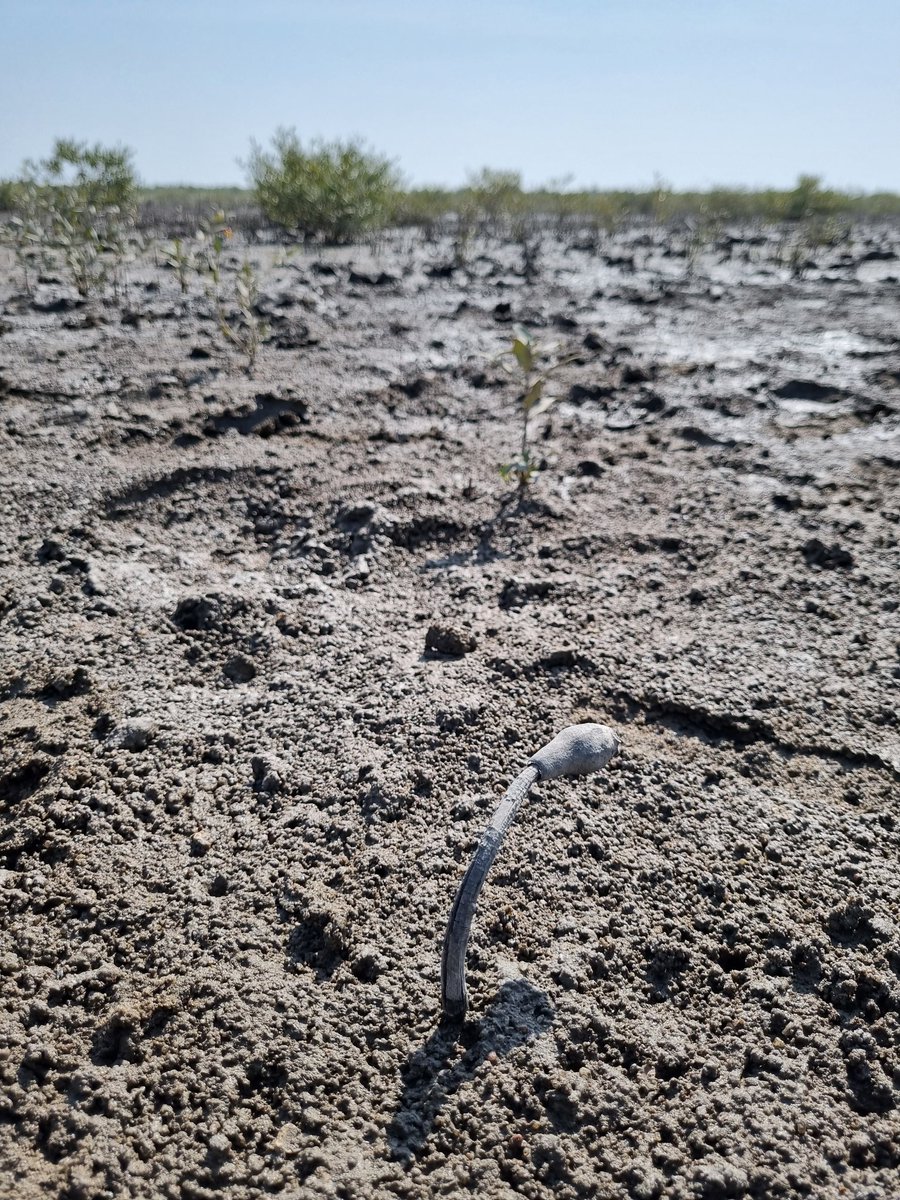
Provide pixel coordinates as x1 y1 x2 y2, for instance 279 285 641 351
440 723 619 1022
440 765 538 1022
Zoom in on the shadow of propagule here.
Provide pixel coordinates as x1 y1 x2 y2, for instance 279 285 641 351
388 978 555 1159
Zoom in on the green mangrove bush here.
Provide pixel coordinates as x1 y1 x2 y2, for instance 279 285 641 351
247 129 401 242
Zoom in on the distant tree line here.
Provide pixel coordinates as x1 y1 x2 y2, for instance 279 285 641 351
2 134 900 246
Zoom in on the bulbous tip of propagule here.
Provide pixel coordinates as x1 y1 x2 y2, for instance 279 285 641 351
528 722 619 781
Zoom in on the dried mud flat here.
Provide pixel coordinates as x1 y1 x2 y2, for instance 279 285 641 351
1 224 899 1200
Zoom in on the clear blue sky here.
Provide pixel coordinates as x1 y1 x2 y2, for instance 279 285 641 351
1 0 898 190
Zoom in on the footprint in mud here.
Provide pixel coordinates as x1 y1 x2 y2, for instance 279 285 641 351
388 979 554 1159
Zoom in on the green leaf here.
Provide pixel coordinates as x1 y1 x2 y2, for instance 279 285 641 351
522 379 544 412
512 336 533 374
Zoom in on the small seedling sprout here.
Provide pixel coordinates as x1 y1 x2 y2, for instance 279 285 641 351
163 237 196 295
216 259 269 372
498 328 577 491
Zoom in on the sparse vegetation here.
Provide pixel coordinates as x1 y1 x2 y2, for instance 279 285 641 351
684 207 723 275
25 138 136 213
4 139 138 298
466 168 524 233
161 211 233 299
0 179 21 212
0 193 45 294
138 185 250 209
8 163 895 252
780 213 850 278
395 176 900 233
2 138 900 257
159 209 267 368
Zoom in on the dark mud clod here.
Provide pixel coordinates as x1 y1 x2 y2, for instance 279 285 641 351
424 623 477 657
802 537 855 570
171 594 220 631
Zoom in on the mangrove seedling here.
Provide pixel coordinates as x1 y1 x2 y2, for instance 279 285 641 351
1 204 43 295
196 210 233 297
216 260 268 372
440 722 619 1022
163 237 197 294
498 328 576 490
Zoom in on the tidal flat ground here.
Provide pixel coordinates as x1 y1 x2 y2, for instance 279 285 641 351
1 221 898 1199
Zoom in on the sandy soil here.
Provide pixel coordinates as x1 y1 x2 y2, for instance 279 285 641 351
1 223 899 1199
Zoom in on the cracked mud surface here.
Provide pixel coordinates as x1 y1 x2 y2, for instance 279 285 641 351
1 223 899 1199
